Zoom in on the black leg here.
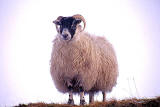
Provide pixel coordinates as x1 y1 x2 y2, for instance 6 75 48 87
102 91 106 102
89 92 94 104
79 85 86 105
67 81 74 105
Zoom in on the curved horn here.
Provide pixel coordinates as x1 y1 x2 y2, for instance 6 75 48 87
72 14 86 31
53 16 63 33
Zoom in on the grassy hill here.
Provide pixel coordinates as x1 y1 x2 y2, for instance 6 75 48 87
15 96 160 107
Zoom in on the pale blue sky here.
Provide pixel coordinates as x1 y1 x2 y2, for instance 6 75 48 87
0 0 160 106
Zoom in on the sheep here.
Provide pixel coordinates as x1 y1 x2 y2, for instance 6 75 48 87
50 14 118 105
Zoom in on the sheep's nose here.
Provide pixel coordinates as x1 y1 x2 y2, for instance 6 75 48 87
63 34 68 39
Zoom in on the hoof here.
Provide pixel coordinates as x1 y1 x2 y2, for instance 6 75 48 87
68 99 74 105
80 100 86 105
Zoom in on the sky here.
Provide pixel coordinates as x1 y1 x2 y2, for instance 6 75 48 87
0 0 160 106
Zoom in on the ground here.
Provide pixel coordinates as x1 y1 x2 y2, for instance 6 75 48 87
15 96 160 107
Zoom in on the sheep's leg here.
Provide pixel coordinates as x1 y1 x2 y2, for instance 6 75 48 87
79 85 86 105
89 92 94 104
67 81 74 105
80 91 86 105
68 90 74 105
102 91 106 102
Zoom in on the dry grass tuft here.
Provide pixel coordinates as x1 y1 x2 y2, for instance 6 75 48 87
15 96 160 107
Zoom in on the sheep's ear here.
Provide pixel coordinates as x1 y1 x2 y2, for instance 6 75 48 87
53 20 61 25
53 16 63 25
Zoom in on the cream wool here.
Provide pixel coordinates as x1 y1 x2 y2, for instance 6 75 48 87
50 32 118 93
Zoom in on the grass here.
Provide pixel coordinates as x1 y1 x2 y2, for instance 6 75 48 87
15 96 160 107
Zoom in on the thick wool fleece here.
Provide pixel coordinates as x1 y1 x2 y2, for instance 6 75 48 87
50 32 118 93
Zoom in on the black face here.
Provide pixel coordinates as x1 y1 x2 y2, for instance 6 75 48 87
57 17 81 39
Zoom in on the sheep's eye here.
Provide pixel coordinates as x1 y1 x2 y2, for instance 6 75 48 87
56 21 61 25
71 25 76 29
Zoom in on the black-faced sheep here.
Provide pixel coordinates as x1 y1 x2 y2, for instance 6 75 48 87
50 14 118 105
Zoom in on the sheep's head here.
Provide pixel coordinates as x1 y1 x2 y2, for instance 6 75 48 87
53 14 86 41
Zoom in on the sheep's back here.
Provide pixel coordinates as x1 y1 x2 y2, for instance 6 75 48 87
91 36 118 92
